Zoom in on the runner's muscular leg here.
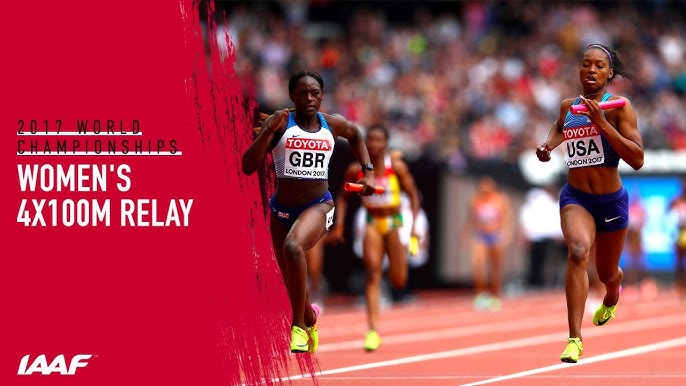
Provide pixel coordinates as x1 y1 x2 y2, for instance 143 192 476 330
490 243 505 297
385 228 408 289
561 204 596 339
270 220 290 293
305 237 325 302
595 229 628 307
363 226 385 331
471 239 488 294
283 203 332 328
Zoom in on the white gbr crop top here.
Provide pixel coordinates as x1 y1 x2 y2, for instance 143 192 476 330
272 112 335 180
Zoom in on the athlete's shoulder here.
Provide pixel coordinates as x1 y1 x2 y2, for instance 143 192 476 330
470 195 484 206
497 192 512 205
561 97 579 109
389 152 409 172
389 150 404 160
323 112 356 128
603 93 629 102
610 95 632 106
605 95 635 121
320 112 343 123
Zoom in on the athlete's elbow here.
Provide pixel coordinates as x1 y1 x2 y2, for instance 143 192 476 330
242 165 254 175
630 157 644 171
241 157 257 175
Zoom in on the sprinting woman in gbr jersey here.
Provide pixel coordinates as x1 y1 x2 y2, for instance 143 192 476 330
242 69 376 354
537 44 644 363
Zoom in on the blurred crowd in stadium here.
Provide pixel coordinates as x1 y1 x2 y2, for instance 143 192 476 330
202 1 686 304
217 0 686 170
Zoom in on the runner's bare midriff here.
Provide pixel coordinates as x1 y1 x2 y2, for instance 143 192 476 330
275 178 330 207
568 167 622 194
366 206 401 217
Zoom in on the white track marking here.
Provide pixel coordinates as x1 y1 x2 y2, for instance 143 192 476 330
460 336 686 385
290 374 686 381
318 296 677 349
246 313 686 385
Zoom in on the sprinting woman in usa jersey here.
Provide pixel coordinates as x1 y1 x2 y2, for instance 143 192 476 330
536 44 644 364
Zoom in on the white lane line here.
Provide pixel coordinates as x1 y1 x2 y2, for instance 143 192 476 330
318 296 677 350
319 292 681 340
460 336 686 386
287 374 686 381
248 313 686 385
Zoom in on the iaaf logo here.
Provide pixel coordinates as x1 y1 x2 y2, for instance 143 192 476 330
18 354 92 375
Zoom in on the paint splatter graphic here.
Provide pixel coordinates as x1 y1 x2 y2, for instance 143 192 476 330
179 1 320 384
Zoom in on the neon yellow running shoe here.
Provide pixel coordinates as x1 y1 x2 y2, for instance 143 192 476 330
364 330 381 351
306 325 318 353
488 296 502 312
560 337 583 363
593 303 617 326
290 326 309 353
306 304 320 354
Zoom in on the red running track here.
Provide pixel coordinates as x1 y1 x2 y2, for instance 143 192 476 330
246 286 686 386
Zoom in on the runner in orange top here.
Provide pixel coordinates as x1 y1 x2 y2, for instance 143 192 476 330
465 176 514 312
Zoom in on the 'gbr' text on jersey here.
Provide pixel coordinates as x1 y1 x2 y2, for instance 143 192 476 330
286 138 331 168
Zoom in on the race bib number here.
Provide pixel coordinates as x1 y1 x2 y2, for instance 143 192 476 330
284 137 330 178
325 207 335 230
563 125 604 168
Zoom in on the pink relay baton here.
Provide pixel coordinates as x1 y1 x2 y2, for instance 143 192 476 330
344 182 386 195
570 99 625 114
